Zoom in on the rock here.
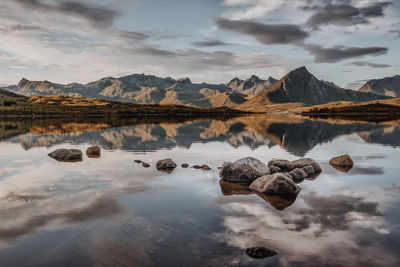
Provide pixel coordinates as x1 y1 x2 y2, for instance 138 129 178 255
268 159 290 171
201 165 211 171
48 149 82 162
219 180 253 196
192 165 201 169
288 158 322 173
329 154 354 173
219 157 270 183
86 146 101 158
288 168 308 183
257 193 298 211
249 173 301 194
302 165 315 175
134 160 142 164
245 247 277 259
142 162 150 168
156 158 177 173
269 165 282 174
181 163 189 168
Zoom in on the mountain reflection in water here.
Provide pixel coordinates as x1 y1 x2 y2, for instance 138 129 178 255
0 115 399 267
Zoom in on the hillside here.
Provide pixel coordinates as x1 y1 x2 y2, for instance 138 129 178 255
237 67 390 112
0 90 244 116
300 98 400 123
3 74 279 109
358 75 400 97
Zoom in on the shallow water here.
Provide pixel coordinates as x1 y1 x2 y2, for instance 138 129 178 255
0 115 399 267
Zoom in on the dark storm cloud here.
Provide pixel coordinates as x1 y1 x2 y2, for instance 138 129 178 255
303 0 392 30
192 40 230 47
346 61 391 68
13 0 120 27
216 18 310 45
302 44 388 63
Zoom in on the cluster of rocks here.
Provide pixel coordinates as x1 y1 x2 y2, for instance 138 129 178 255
219 157 322 195
48 146 101 162
134 159 151 168
132 158 212 174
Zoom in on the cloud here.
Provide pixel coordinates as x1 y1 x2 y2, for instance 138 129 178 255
303 0 392 30
346 61 391 68
216 18 310 45
222 0 286 20
388 29 400 38
12 0 120 28
192 40 231 47
302 44 388 63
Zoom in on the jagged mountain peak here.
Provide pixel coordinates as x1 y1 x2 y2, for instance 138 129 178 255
176 77 192 84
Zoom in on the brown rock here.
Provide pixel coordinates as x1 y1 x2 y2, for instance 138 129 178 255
219 157 270 183
156 158 177 174
329 154 354 173
257 193 298 211
288 158 322 173
288 168 308 183
181 163 189 168
201 165 211 171
249 173 301 194
86 146 101 158
219 180 253 196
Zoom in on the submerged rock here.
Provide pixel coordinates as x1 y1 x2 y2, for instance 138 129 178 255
48 149 82 162
329 154 354 172
156 158 177 173
219 157 270 183
134 160 142 164
245 247 277 259
249 173 301 194
86 146 101 158
181 163 189 168
256 193 298 211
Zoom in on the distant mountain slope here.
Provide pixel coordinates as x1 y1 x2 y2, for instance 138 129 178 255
358 75 400 97
2 73 281 108
238 67 390 111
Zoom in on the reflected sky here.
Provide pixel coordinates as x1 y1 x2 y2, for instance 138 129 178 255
0 116 399 266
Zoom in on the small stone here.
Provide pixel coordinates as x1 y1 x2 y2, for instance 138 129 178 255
201 165 211 171
86 146 101 158
245 247 277 259
181 163 189 168
192 165 201 169
142 162 150 168
329 154 354 173
134 160 142 164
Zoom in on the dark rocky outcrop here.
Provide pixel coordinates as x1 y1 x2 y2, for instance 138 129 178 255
245 247 277 259
134 160 142 164
219 157 270 183
249 173 301 195
48 148 82 162
358 75 400 97
287 158 322 173
181 163 189 168
288 168 308 183
329 154 354 172
86 146 101 158
156 158 177 173
142 162 150 168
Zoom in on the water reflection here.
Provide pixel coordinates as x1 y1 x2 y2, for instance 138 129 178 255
0 115 399 266
1 115 400 156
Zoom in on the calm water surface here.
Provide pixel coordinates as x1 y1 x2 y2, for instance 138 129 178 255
0 115 399 267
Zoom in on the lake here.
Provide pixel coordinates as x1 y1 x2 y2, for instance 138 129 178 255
0 115 399 267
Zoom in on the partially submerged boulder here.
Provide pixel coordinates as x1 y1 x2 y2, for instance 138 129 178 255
201 165 211 171
86 146 101 158
134 160 142 164
245 247 277 259
256 193 298 211
219 157 270 183
142 162 150 168
156 158 177 173
181 163 189 168
219 180 253 196
48 149 82 162
329 154 354 173
249 173 301 194
268 159 290 171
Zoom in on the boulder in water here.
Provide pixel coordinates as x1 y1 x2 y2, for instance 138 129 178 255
329 154 354 172
86 146 101 158
156 158 177 173
249 173 301 194
219 157 270 183
48 149 82 162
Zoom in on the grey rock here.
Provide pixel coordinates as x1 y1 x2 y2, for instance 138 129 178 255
142 162 150 168
288 158 322 173
302 165 315 175
181 163 189 168
48 149 82 162
288 168 308 183
245 247 277 259
219 157 270 183
249 173 301 194
192 165 201 169
269 165 282 174
156 158 177 173
134 160 142 164
268 159 290 171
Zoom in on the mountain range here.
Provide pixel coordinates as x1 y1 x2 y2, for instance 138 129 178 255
2 67 396 110
358 74 400 97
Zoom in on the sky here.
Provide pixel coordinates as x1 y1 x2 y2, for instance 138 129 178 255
0 0 399 88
